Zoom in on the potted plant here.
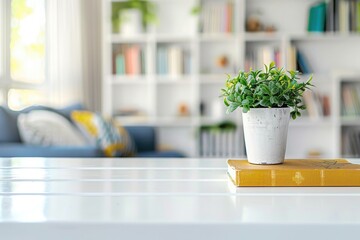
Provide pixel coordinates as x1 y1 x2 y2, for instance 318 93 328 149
112 0 157 35
221 62 314 164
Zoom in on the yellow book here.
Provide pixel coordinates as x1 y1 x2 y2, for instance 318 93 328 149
228 159 360 187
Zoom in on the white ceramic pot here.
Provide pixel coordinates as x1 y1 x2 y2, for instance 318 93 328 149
242 108 290 165
119 9 143 36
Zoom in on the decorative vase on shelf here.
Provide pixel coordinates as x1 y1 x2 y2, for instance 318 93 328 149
221 62 314 165
119 9 143 36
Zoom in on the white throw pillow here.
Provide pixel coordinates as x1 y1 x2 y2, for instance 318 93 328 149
17 110 87 146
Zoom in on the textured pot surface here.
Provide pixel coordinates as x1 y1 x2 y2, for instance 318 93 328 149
242 108 290 165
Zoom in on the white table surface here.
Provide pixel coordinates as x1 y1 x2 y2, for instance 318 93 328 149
1 157 360 240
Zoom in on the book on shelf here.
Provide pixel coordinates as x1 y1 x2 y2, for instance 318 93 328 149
357 1 360 32
303 91 331 118
339 0 350 33
245 46 281 72
113 45 145 75
341 83 360 117
228 159 360 187
287 45 312 74
296 50 312 74
157 46 191 76
200 1 233 34
308 2 326 32
326 0 335 31
342 127 360 157
286 46 297 71
313 0 360 33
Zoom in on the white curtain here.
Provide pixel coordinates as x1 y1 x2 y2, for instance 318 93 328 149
47 0 102 110
47 0 83 107
80 0 102 112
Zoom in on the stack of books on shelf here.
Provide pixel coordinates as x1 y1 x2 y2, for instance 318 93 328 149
245 46 281 71
287 46 312 74
308 0 360 33
342 127 360 157
157 46 191 76
199 0 234 33
303 91 331 119
112 45 145 75
341 83 360 116
200 123 245 158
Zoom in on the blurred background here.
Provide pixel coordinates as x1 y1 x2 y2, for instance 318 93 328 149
1 0 360 159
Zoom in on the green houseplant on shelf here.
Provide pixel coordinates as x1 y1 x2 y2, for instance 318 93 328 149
221 62 314 165
112 0 157 35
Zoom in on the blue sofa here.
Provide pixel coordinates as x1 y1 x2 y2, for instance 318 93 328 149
0 104 185 158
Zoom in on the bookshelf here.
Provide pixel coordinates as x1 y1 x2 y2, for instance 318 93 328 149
333 71 360 158
102 0 360 158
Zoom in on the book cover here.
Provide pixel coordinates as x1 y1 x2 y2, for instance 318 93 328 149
115 53 125 75
286 46 297 71
350 0 357 32
308 2 326 32
325 0 335 32
296 50 312 74
228 159 360 187
339 0 349 33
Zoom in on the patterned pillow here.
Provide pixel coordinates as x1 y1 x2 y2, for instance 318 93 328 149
17 110 87 146
71 111 136 157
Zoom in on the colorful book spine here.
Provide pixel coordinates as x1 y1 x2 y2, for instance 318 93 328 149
200 1 234 33
112 45 145 76
339 0 349 33
296 50 312 74
357 1 360 32
115 54 125 75
308 2 326 32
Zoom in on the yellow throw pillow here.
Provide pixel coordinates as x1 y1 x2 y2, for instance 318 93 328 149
71 111 136 157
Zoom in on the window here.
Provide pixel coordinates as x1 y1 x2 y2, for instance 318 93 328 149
11 0 46 84
0 0 47 110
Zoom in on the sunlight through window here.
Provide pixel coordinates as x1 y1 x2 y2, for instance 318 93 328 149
10 0 45 84
8 88 46 110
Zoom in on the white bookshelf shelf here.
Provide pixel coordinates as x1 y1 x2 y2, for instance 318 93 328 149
244 32 284 42
199 33 236 42
110 75 147 84
341 117 360 126
200 74 229 84
290 32 360 41
110 34 151 43
155 35 195 43
156 75 193 83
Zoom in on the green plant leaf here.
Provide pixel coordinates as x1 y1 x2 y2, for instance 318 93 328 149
269 61 275 69
221 62 315 119
270 96 278 104
242 106 250 113
260 98 271 107
260 85 271 95
242 99 250 105
240 78 247 86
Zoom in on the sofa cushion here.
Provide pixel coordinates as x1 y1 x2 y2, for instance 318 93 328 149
71 111 136 157
0 143 103 157
0 103 85 143
0 106 21 143
125 126 156 152
18 110 87 146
